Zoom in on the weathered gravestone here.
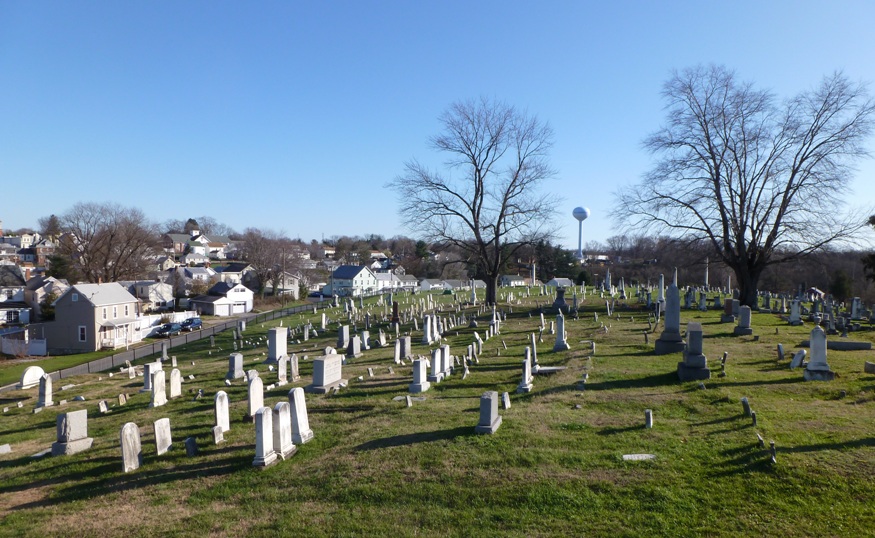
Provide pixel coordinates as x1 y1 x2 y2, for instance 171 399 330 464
154 417 172 455
169 368 182 399
51 409 93 456
655 269 686 354
247 376 264 419
677 322 711 381
272 402 297 460
150 370 167 408
409 358 431 393
215 390 230 433
290 354 300 381
18 366 45 390
288 387 314 444
227 353 245 380
266 327 287 364
804 325 835 381
516 358 533 393
253 407 277 467
552 311 570 352
120 422 142 472
474 391 502 434
38 374 54 408
305 355 346 394
733 306 754 336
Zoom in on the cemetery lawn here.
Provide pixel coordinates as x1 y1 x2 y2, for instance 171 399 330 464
1 292 875 537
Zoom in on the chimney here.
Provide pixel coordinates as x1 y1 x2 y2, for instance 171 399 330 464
25 267 31 281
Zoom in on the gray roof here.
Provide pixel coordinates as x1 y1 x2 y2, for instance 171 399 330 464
0 266 26 287
332 265 370 279
67 283 139 306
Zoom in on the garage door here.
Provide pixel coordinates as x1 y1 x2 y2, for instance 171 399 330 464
216 304 231 316
232 303 246 314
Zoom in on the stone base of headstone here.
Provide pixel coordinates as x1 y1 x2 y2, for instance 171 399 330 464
516 381 533 393
803 368 835 381
304 378 348 394
865 361 875 374
552 340 570 352
720 315 736 323
789 320 804 327
654 331 685 355
212 425 224 444
474 415 502 434
677 362 711 381
253 451 278 467
51 437 93 456
733 326 754 336
292 429 314 445
408 380 431 393
426 373 443 383
276 445 297 461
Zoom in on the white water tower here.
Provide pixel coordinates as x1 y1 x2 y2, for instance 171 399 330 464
572 207 590 260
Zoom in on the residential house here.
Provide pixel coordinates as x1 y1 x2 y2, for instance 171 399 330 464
24 275 70 320
263 271 301 300
189 282 254 316
156 256 176 272
180 252 210 266
121 280 175 311
214 262 254 286
398 274 420 292
419 279 445 292
375 272 401 291
163 233 192 256
500 275 527 287
184 266 216 282
323 265 378 297
45 282 141 353
0 265 29 325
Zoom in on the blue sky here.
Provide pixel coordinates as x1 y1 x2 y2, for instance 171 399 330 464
2 1 874 250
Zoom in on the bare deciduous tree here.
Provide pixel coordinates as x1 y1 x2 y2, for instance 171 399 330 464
389 97 560 304
55 202 161 283
616 66 874 306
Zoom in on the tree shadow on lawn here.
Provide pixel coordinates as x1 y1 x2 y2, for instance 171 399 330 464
9 449 251 512
708 447 776 477
583 372 683 391
354 426 472 451
714 377 800 388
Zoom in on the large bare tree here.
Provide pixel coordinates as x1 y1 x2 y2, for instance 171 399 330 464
55 202 161 283
616 66 874 306
389 97 560 304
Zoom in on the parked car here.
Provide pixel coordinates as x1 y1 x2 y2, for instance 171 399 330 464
155 323 182 337
180 317 202 331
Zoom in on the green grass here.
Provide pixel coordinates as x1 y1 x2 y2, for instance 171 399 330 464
1 290 874 537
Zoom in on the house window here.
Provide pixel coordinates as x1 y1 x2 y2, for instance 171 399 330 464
78 326 87 342
6 311 19 323
102 308 107 320
113 306 118 318
72 293 78 302
125 304 129 316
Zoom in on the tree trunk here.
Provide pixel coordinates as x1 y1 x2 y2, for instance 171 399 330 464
485 274 499 305
734 264 764 308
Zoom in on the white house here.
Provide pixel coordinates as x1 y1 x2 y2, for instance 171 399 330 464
323 265 378 297
375 272 401 291
419 279 445 292
500 275 527 287
189 282 254 316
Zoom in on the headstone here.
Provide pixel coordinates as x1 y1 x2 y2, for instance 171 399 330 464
118 393 127 405
720 297 736 323
272 402 297 460
142 361 162 392
247 375 265 419
677 322 710 381
98 400 109 414
644 409 653 429
169 368 182 399
474 391 502 434
777 343 785 362
427 349 443 383
153 417 172 455
215 390 230 433
655 269 686 354
790 350 806 369
789 300 803 325
516 358 533 393
120 422 142 472
337 325 350 350
502 392 511 410
150 369 167 408
288 387 314 444
18 366 45 389
733 306 754 336
305 355 347 394
227 353 244 380
346 335 363 359
171 356 177 368
409 358 431 393
253 407 278 467
184 436 198 457
212 425 224 444
266 327 287 364
804 326 835 381
38 374 54 408
552 311 570 352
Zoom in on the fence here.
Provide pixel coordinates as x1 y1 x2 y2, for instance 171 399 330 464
39 300 341 383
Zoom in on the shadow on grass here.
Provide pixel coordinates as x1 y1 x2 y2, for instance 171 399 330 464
780 437 875 453
715 377 800 388
596 424 644 436
584 372 681 391
8 449 251 512
354 426 471 451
